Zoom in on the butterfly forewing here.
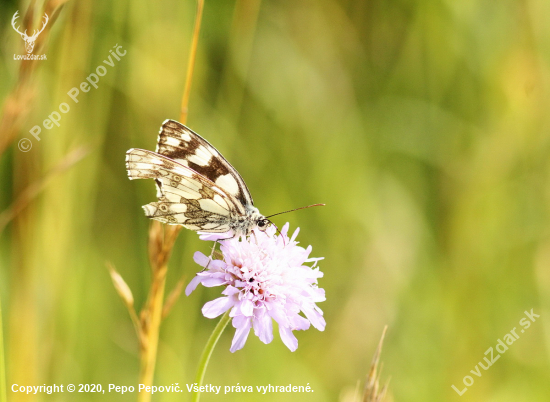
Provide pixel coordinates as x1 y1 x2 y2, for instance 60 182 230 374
156 120 254 208
126 148 245 233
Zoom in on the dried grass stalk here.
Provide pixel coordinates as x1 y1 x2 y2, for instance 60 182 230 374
108 2 204 402
363 326 390 402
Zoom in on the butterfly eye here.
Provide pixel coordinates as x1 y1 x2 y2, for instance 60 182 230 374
257 219 269 231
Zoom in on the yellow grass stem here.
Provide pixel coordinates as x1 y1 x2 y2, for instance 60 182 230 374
137 222 180 402
137 255 168 402
0 298 6 402
137 2 204 401
180 0 204 124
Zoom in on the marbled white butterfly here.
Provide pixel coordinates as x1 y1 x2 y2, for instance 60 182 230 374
126 120 275 237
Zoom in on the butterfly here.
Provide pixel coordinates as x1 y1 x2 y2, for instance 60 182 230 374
125 119 271 237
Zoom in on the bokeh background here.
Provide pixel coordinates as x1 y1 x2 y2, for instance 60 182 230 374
2 0 550 400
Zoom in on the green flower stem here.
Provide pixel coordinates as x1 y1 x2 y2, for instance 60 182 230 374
191 311 231 402
0 297 6 402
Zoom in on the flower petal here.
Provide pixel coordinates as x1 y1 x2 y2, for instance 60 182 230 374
253 309 273 344
222 286 240 297
199 231 234 241
193 251 210 267
290 227 300 243
279 325 298 352
230 318 252 353
185 275 203 296
290 314 310 331
281 222 290 237
302 305 326 331
201 276 227 288
267 305 290 328
241 299 254 317
202 297 233 318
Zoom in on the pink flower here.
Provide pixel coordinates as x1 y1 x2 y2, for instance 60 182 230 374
186 223 325 352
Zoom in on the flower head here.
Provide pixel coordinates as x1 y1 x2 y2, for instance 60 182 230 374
186 223 325 352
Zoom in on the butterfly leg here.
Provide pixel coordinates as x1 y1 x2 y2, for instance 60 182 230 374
201 242 218 272
202 237 232 271
208 241 217 259
201 232 238 271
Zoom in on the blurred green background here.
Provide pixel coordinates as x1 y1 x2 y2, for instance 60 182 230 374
2 0 550 401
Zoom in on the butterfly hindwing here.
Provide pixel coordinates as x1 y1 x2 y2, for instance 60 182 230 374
156 120 254 208
126 148 243 232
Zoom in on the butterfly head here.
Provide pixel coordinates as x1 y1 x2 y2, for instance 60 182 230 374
256 217 272 232
243 205 270 233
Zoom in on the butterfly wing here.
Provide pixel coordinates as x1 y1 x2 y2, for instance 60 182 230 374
126 148 245 232
156 120 254 208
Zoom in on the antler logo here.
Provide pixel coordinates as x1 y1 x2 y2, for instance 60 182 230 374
11 10 49 54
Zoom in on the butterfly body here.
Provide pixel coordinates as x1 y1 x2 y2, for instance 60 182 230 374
126 120 269 237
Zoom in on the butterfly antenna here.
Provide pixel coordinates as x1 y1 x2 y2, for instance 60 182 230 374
265 203 325 219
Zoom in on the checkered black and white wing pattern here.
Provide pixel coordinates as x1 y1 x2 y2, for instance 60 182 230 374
156 119 254 208
126 148 245 233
